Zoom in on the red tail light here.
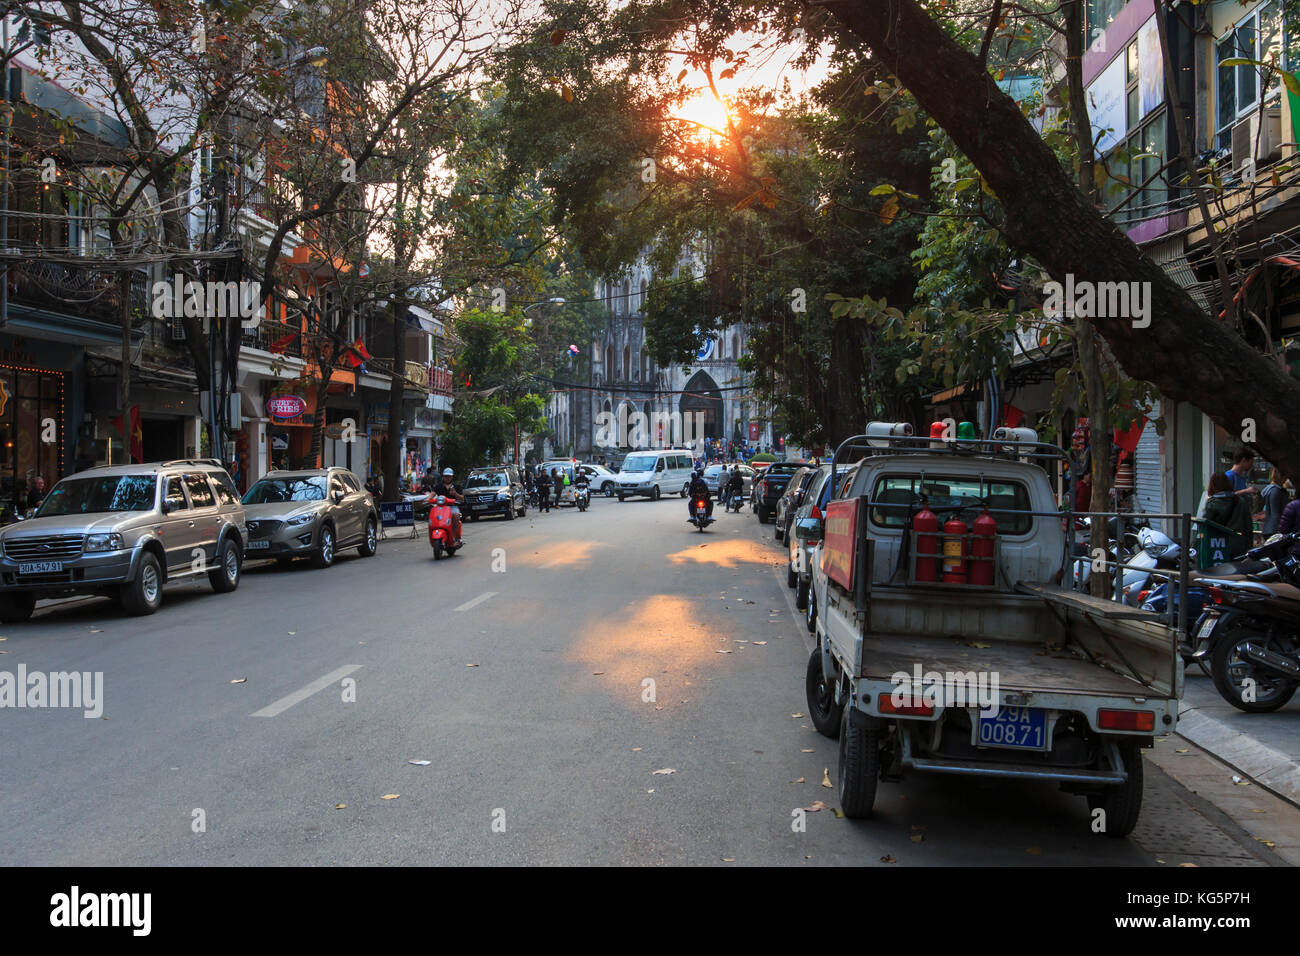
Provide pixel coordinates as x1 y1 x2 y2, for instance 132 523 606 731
1097 709 1155 732
1209 586 1223 605
1136 589 1150 604
878 696 935 717
811 506 822 520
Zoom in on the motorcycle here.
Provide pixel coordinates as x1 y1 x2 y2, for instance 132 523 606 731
427 495 463 560
1196 533 1300 712
689 496 714 532
1071 519 1185 607
575 483 590 512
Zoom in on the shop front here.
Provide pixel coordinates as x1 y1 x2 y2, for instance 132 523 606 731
0 360 68 519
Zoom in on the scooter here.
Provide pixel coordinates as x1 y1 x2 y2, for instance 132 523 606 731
689 496 714 532
1197 533 1300 712
427 495 463 560
575 483 590 512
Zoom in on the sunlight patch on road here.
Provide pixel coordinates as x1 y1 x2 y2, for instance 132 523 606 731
523 540 609 568
569 594 722 696
666 538 783 570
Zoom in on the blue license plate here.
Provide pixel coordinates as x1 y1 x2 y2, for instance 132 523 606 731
976 706 1048 751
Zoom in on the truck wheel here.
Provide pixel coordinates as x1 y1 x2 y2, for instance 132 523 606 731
806 648 843 738
1211 630 1300 712
208 538 242 593
0 592 35 623
837 708 881 818
1088 741 1143 838
120 553 163 616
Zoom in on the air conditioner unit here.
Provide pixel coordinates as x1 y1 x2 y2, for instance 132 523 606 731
1231 108 1284 174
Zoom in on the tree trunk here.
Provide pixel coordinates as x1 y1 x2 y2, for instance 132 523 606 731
384 297 408 500
119 269 132 461
823 0 1300 480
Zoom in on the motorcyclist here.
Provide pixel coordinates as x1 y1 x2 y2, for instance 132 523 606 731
688 469 714 522
724 466 744 510
434 468 465 539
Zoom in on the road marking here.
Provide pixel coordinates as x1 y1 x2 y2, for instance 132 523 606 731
455 591 497 612
251 665 362 718
773 562 815 654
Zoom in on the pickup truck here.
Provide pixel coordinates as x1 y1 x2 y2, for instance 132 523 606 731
805 427 1183 837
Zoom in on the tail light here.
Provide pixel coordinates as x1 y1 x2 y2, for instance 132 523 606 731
811 506 822 520
1208 586 1223 605
1136 589 1150 604
1097 708 1155 732
878 696 935 717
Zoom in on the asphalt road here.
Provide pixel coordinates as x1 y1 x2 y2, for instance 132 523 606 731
0 492 1278 866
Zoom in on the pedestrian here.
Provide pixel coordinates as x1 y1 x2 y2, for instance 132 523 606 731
1278 495 1300 557
536 467 552 512
1261 467 1289 537
1226 448 1258 497
1203 471 1253 558
228 457 242 492
26 475 46 513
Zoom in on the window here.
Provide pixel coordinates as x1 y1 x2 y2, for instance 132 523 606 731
165 477 188 511
184 473 216 507
867 474 1033 534
1217 1 1283 149
212 472 239 505
340 473 361 493
1085 0 1125 44
36 475 156 516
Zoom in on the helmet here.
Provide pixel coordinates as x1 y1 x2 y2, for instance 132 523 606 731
442 468 454 476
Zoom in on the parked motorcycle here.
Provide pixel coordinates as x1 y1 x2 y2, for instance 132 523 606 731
1071 519 1186 607
1196 533 1300 712
427 495 463 560
689 496 714 532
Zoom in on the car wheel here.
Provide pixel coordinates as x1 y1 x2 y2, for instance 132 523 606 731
208 537 242 593
805 584 817 633
603 482 614 497
775 521 783 541
787 557 798 588
0 592 36 623
806 647 844 739
120 552 163 616
758 508 769 524
796 576 810 610
312 524 335 569
505 504 515 521
358 518 378 557
617 494 626 502
680 484 688 498
652 485 661 501
1086 741 1143 837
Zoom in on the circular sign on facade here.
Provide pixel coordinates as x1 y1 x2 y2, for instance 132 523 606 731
695 336 715 362
267 395 306 419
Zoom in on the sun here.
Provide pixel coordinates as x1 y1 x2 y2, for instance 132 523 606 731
675 91 734 139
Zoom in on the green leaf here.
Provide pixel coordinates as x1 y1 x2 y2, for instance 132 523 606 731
869 183 896 196
1283 71 1300 97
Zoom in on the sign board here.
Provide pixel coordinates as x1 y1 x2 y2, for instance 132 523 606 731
270 432 290 451
1086 53 1126 155
267 395 306 419
380 500 414 528
821 497 862 592
748 422 760 441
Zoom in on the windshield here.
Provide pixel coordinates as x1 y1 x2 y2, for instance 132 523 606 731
869 474 1033 534
242 477 327 504
622 454 657 472
466 473 507 488
36 475 156 516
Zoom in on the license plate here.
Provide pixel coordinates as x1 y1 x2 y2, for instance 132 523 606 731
976 706 1048 751
247 540 270 550
18 561 63 574
472 504 487 510
1198 613 1219 639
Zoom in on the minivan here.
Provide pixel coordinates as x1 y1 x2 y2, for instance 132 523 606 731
615 449 696 501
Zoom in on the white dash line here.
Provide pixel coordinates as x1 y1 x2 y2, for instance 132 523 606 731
251 665 362 718
455 591 498 612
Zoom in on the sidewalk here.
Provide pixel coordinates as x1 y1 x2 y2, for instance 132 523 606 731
1176 670 1300 808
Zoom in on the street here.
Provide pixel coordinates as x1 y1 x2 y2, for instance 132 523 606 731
0 495 1281 867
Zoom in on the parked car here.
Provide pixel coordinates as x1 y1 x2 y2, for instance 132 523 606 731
786 465 834 610
774 466 817 542
578 463 619 497
463 466 526 520
242 467 379 568
752 460 810 523
704 463 755 499
0 459 246 621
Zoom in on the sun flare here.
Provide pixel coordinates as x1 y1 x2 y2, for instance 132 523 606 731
675 91 734 138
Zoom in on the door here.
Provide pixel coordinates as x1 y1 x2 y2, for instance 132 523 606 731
338 472 367 543
329 473 358 544
160 474 195 573
183 472 221 568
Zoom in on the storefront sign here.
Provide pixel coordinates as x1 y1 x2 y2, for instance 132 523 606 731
1086 53 1126 155
748 422 760 441
370 402 389 427
271 432 290 451
268 395 306 419
821 498 862 592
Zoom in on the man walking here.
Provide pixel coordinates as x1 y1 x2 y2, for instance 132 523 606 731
536 467 552 513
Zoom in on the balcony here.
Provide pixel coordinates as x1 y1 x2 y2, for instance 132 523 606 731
241 322 304 359
8 260 150 325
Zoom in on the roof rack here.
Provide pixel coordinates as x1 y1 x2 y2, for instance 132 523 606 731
829 432 1068 493
160 458 225 468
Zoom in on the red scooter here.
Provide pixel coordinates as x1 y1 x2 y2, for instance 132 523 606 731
427 494 463 559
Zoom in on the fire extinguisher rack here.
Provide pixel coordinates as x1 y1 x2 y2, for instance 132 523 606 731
905 529 1003 589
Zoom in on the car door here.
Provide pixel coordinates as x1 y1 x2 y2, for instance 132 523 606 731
340 472 370 539
329 473 358 544
183 472 221 568
160 474 195 573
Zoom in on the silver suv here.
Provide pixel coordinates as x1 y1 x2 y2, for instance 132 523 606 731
0 459 246 622
241 467 379 566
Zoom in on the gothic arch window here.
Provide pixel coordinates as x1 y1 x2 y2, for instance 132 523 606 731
732 333 740 358
639 278 647 313
622 345 630 380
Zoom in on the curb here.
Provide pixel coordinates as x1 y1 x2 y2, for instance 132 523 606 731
1176 703 1300 810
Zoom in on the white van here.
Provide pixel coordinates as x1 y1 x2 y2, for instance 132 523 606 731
615 449 696 501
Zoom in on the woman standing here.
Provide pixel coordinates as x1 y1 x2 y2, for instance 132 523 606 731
1203 471 1253 558
1260 467 1289 537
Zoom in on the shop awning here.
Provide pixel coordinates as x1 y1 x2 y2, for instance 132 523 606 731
405 304 443 336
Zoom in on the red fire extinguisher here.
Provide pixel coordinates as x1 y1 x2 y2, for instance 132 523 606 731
913 503 940 582
970 506 997 586
942 515 968 584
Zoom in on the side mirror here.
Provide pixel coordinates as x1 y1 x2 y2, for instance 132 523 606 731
332 490 345 504
160 499 171 515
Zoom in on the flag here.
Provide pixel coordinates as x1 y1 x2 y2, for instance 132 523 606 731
340 338 372 369
110 406 144 463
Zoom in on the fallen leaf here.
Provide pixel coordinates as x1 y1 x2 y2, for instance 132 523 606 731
230 678 247 684
803 801 829 812
408 760 431 766
288 631 296 635
716 649 732 654
722 857 735 862
910 833 924 843
1178 863 1199 867
632 747 642 752
831 808 845 818
1258 839 1276 847
592 671 605 675
381 794 400 800
967 641 990 649
1026 846 1042 855
880 854 896 863
792 777 806 783
652 768 676 775
466 663 479 667
792 712 805 718
752 641 767 645
1175 749 1189 754
821 769 833 788
801 748 815 753
1252 809 1267 813
334 803 347 810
